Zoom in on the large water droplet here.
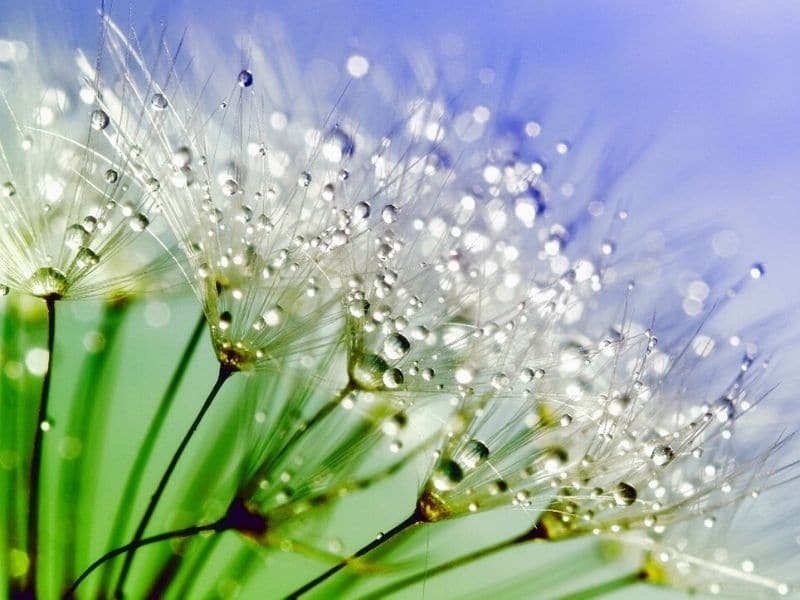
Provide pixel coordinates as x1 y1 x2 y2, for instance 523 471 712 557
351 353 389 391
237 69 254 88
383 333 410 361
151 93 169 111
432 460 463 491
28 267 68 298
2 182 16 197
613 482 637 506
456 439 489 470
651 445 675 467
91 109 109 131
382 367 404 389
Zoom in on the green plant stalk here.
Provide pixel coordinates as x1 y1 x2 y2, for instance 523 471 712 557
94 312 206 594
1 300 20 592
140 372 249 596
552 570 644 600
286 512 422 599
166 534 222 599
23 297 56 596
57 300 129 589
113 362 234 598
68 519 228 595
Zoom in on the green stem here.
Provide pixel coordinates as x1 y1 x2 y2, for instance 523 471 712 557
359 537 517 599
286 512 422 599
94 312 205 593
113 362 233 598
58 301 128 588
552 570 644 600
24 297 56 596
67 519 228 596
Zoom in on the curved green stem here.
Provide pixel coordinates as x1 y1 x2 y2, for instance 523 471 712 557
113 362 233 598
24 297 56 595
67 519 228 596
287 512 422 599
360 537 517 599
94 312 205 593
553 570 644 600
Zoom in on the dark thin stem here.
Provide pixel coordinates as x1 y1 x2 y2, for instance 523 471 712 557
286 512 421 599
552 570 644 600
25 297 56 595
360 537 517 599
95 312 205 593
113 362 233 598
67 519 228 596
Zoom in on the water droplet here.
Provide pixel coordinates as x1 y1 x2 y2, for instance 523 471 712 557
382 367 404 389
262 305 284 327
129 213 149 232
0 284 8 296
76 247 100 268
237 69 253 88
354 201 371 220
432 460 463 491
456 439 489 470
454 367 475 385
66 224 90 249
2 181 16 197
298 171 312 187
383 333 410 361
221 179 239 196
519 367 535 383
219 311 233 331
90 109 109 131
381 204 398 224
172 146 192 168
613 482 637 506
28 267 68 298
490 372 510 390
351 353 389 390
542 447 568 473
381 412 408 436
749 263 765 279
651 445 675 467
104 169 119 184
151 93 169 111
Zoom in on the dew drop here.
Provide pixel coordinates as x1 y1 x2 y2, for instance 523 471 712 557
381 204 398 224
454 367 475 385
263 305 284 327
354 201 371 220
613 482 638 506
129 213 149 232
2 181 16 197
66 224 90 249
172 146 192 168
382 367 404 389
90 109 109 131
381 412 408 436
237 69 253 88
432 460 463 491
456 439 489 470
0 284 8 296
542 447 568 473
651 445 675 467
151 93 169 111
28 267 68 298
219 311 233 331
383 333 410 361
76 247 100 268
221 179 239 196
104 169 119 184
298 171 312 187
351 353 389 390
749 263 765 279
